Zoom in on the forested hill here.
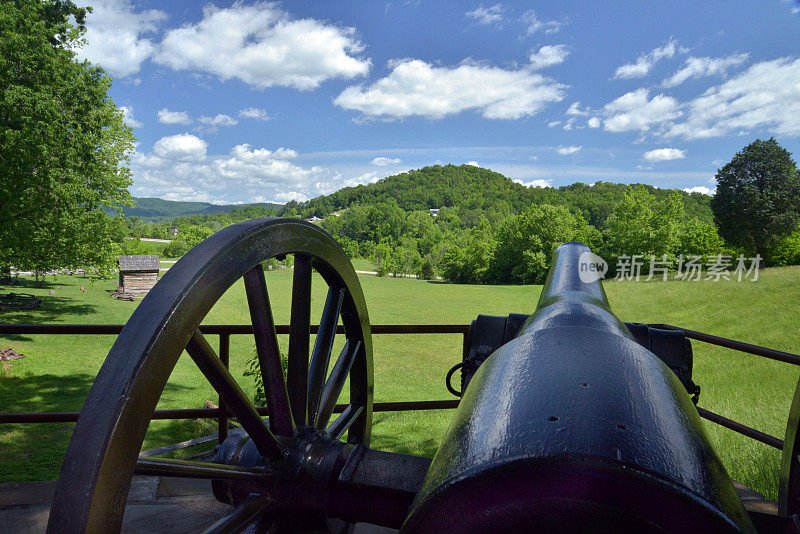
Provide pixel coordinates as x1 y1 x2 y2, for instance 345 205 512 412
123 197 284 220
299 164 713 226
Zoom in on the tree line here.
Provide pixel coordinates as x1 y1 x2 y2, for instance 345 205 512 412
126 139 800 285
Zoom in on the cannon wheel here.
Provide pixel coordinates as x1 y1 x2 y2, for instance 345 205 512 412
47 218 373 533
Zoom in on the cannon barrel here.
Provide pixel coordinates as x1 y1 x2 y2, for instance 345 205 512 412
403 242 754 533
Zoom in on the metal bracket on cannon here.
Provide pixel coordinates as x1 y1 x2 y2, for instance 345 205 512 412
450 314 701 403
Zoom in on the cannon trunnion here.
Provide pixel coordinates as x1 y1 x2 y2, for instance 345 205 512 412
44 221 799 532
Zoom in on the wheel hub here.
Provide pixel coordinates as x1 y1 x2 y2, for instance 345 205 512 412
212 427 353 530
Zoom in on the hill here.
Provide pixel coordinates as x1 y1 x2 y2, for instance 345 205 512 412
300 164 713 226
123 197 284 220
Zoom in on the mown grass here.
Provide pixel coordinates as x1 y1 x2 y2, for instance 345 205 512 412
0 266 798 500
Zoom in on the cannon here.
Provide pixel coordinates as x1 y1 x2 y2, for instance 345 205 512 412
44 218 800 532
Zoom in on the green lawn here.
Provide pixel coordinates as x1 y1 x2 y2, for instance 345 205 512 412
1 267 798 500
349 257 376 272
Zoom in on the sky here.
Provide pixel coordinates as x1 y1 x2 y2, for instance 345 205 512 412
74 0 800 204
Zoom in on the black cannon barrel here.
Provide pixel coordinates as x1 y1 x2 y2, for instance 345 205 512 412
403 242 753 533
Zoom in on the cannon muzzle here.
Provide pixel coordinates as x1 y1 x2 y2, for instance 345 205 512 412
403 242 754 533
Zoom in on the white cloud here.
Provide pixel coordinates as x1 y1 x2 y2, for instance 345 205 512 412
73 0 167 77
466 161 480 166
602 88 681 133
466 4 504 26
334 59 566 120
566 101 589 116
683 186 714 195
587 117 601 128
663 53 749 87
155 4 370 90
152 134 207 161
529 45 569 70
230 144 298 161
198 114 238 127
132 142 328 203
274 191 309 202
557 145 581 155
238 107 271 121
119 106 141 128
667 58 800 139
614 37 686 79
643 148 686 162
547 120 561 127
158 108 192 125
520 10 563 36
514 178 553 187
371 157 402 166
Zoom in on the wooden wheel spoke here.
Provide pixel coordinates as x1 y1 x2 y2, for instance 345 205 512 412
202 495 273 534
315 339 361 429
326 404 364 440
135 457 269 481
186 330 282 461
244 264 294 436
307 286 345 424
287 254 312 426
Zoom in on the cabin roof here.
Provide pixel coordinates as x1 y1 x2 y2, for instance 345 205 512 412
118 255 160 272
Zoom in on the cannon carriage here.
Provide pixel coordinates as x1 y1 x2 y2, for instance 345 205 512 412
40 218 800 532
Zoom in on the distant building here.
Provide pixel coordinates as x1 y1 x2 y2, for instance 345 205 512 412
305 216 322 222
429 208 440 217
118 255 160 296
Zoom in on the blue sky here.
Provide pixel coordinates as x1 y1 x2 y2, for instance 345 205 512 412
76 0 800 204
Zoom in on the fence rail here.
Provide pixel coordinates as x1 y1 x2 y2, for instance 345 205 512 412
0 322 794 452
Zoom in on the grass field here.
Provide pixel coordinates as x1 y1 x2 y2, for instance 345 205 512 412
1 265 798 500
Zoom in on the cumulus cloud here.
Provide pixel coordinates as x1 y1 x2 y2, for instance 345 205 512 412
238 107 271 121
152 134 207 161
566 101 589 116
557 145 581 155
73 0 167 77
334 59 566 120
520 10 563 36
683 186 714 195
371 157 401 166
466 161 480 166
514 178 553 187
198 114 238 127
119 106 141 128
529 45 569 70
614 37 686 79
132 142 330 203
158 108 192 125
155 4 370 90
587 117 601 128
643 148 686 161
663 53 749 87
667 58 800 138
466 4 504 26
602 88 681 133
274 191 309 202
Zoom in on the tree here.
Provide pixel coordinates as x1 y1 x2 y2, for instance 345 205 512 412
491 205 599 284
0 0 135 279
711 139 800 257
604 188 691 269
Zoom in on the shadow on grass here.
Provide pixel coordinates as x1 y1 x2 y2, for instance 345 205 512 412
0 295 99 341
369 412 441 458
0 371 198 482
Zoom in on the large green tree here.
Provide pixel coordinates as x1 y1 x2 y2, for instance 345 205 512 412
711 139 800 257
0 0 134 278
490 205 599 284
